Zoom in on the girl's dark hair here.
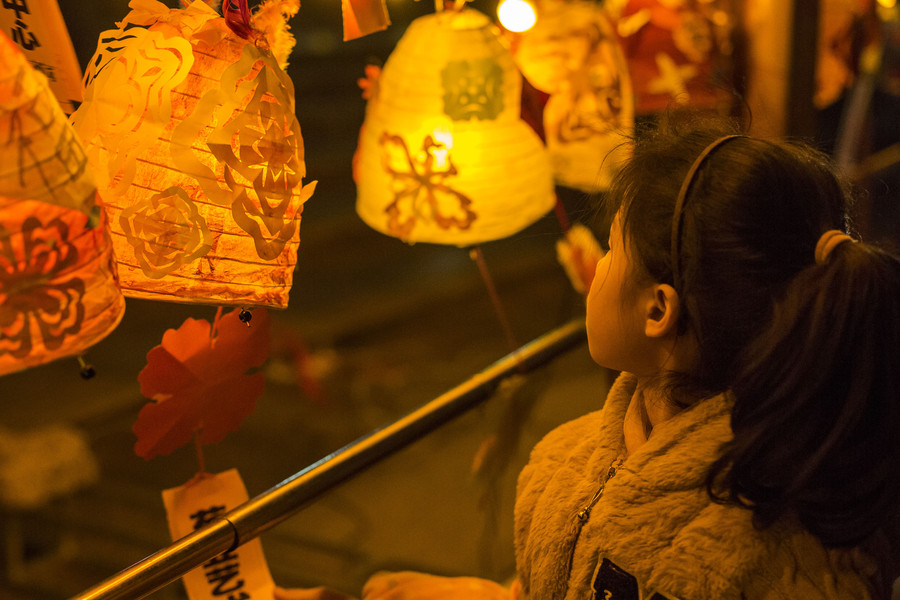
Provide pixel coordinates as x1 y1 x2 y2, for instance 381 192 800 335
605 112 900 556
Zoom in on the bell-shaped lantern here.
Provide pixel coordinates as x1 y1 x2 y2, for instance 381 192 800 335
71 1 315 309
355 8 555 246
510 0 634 192
0 32 125 376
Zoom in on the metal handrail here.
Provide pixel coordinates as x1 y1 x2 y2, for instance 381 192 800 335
70 318 587 600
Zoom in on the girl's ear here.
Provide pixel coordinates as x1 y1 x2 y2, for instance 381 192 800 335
645 283 680 339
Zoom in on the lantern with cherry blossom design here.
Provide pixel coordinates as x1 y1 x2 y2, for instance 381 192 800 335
354 7 555 246
0 32 124 376
71 0 315 309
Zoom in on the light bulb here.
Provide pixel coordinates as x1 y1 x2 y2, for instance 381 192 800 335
497 0 537 33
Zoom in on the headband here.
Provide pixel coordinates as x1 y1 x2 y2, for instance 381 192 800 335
670 135 745 291
815 230 854 264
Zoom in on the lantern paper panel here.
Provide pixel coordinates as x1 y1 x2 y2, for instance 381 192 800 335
511 0 634 192
607 0 736 115
0 33 125 377
0 32 94 217
71 0 316 309
355 8 555 247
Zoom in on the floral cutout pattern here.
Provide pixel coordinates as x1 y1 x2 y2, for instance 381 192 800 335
72 27 194 197
379 132 476 239
173 45 313 261
441 58 504 121
119 186 213 279
0 217 85 359
553 21 629 144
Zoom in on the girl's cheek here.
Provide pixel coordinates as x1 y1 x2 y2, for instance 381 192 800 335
589 257 611 297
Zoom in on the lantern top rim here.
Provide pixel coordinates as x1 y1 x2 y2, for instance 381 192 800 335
422 7 492 31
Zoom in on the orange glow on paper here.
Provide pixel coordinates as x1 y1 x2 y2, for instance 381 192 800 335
355 8 555 246
71 1 316 309
510 0 634 192
0 32 124 376
342 0 392 41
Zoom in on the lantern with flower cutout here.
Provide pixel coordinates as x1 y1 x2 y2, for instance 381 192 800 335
354 7 555 247
607 0 736 115
0 32 125 376
71 0 315 309
509 0 634 192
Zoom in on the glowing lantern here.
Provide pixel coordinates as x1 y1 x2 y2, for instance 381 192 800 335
609 0 735 114
71 0 316 309
510 0 634 192
0 32 124 376
355 8 555 246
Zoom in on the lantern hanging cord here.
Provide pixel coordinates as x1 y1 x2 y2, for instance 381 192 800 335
469 246 523 372
223 0 255 40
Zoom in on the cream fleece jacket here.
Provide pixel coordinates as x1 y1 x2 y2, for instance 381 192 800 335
514 373 878 600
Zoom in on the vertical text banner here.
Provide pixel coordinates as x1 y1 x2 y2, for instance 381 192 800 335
0 0 82 113
163 469 276 600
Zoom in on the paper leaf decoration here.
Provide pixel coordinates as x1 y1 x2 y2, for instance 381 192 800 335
355 8 555 246
71 1 316 308
133 308 270 460
0 31 124 377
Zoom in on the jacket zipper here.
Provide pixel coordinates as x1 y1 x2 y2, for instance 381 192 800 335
565 458 623 583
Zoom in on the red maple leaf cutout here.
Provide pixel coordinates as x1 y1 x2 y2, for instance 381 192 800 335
133 308 271 460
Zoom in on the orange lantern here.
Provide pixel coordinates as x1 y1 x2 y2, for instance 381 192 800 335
354 7 555 246
0 32 124 376
509 0 634 192
609 0 735 114
71 0 315 309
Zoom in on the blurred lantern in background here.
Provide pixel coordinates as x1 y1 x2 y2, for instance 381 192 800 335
817 0 878 110
606 0 736 115
354 7 555 246
71 0 316 309
507 0 634 192
0 32 124 377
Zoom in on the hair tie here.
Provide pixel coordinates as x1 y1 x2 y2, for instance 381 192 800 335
671 134 745 291
815 230 854 264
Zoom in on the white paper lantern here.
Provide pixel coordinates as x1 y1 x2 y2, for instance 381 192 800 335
355 8 555 246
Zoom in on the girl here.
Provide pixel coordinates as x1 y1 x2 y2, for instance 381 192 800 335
281 114 900 600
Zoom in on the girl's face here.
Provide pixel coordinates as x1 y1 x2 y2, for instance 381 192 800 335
585 213 660 376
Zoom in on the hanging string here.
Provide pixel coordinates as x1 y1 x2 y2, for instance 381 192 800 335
193 430 207 478
223 0 255 40
553 193 571 234
469 246 522 365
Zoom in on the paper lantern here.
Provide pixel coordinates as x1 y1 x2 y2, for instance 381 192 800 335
816 0 873 109
355 8 555 246
0 32 124 376
71 0 316 309
609 0 735 114
510 0 634 192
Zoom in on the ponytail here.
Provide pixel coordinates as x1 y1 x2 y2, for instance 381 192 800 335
707 240 900 548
